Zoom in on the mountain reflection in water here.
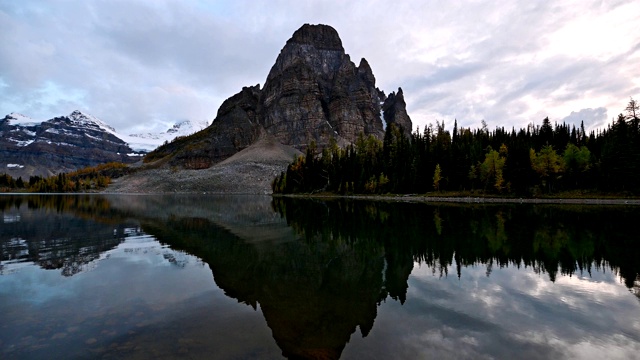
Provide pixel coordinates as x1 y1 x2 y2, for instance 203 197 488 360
1 194 639 359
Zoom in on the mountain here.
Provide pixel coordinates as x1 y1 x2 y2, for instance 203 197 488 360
105 130 302 194
124 119 209 152
261 24 387 146
146 23 413 171
0 110 142 178
0 110 209 178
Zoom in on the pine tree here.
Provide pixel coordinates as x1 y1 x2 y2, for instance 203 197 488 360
530 145 563 193
625 97 638 120
433 164 442 191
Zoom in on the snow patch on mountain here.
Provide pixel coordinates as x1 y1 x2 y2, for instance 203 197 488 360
4 113 42 127
125 119 209 152
2 110 208 153
67 110 117 134
8 138 34 146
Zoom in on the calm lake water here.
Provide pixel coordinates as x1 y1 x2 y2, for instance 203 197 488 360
1 194 639 359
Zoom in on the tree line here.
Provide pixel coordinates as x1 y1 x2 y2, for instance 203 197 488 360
0 162 130 193
272 98 640 196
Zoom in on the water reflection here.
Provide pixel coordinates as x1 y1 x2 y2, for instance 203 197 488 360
1 195 639 359
274 198 640 287
0 195 136 276
119 195 640 358
109 195 387 359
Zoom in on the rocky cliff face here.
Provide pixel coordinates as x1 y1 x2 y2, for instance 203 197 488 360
383 87 413 138
146 85 263 168
146 23 413 169
260 24 386 147
0 111 140 178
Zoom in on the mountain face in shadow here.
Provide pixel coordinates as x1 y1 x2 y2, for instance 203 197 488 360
118 24 413 194
146 24 412 170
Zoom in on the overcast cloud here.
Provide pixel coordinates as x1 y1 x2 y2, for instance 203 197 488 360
1 0 639 134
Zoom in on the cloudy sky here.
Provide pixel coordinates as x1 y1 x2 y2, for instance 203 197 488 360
1 0 639 135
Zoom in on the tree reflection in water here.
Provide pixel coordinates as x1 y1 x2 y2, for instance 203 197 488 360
136 196 640 359
2 195 638 359
1 195 132 276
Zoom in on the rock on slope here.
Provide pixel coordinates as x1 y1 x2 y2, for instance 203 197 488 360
105 132 301 194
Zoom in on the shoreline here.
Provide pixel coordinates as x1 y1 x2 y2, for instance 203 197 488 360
277 194 640 205
2 191 639 205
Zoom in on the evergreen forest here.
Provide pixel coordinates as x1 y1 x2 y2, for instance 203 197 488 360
0 162 130 193
272 99 640 196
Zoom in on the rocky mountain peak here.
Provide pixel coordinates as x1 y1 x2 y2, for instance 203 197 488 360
357 58 376 89
259 23 389 148
66 110 116 133
0 110 138 178
383 87 413 138
265 24 348 86
145 23 413 170
287 23 343 51
4 112 40 126
69 109 85 118
216 84 261 119
167 120 193 134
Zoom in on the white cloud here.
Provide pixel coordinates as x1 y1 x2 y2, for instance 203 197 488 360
0 0 638 135
390 260 640 359
561 107 609 131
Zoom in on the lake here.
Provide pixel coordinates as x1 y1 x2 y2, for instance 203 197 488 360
1 194 639 359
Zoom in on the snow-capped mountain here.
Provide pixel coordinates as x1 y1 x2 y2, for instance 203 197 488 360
3 112 42 127
124 119 209 152
1 110 210 178
66 110 118 133
0 110 142 178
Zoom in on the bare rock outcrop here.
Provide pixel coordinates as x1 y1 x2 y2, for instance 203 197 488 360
260 24 386 148
142 23 413 180
383 88 413 138
146 85 262 168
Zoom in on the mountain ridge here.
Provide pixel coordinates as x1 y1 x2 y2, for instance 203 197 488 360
145 23 412 170
0 110 206 178
0 110 140 178
111 23 413 194
4 24 413 193
123 119 209 152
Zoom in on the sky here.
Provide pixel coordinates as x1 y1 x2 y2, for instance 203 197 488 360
1 0 639 135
